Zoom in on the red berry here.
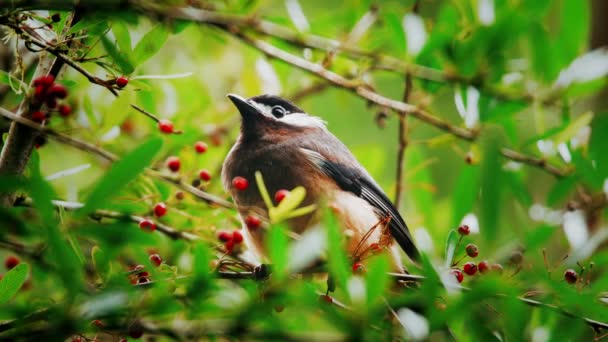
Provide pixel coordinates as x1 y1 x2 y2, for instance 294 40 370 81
274 189 290 204
194 141 208 153
137 271 149 277
352 262 366 274
158 119 174 134
478 260 490 274
45 97 57 108
137 276 151 285
458 225 470 236
225 240 235 253
128 326 144 339
564 269 578 284
153 202 167 217
33 75 54 88
149 253 162 267
199 169 212 181
71 337 83 342
34 85 46 100
116 76 129 88
232 230 244 243
31 111 46 122
451 269 464 283
245 215 261 229
121 119 134 134
166 156 180 172
465 244 479 258
463 262 477 276
58 104 71 117
138 219 156 232
319 295 333 303
48 84 67 99
91 319 104 328
232 176 249 191
218 231 232 242
4 256 19 270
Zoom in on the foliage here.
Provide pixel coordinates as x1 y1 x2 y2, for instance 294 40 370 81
0 0 607 340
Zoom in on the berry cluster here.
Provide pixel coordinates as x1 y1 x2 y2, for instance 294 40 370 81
218 230 244 254
129 253 163 285
449 225 505 283
31 75 71 121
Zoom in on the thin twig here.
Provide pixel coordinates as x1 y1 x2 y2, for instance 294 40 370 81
394 1 420 207
500 148 570 178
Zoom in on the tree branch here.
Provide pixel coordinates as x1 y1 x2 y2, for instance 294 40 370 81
0 10 81 207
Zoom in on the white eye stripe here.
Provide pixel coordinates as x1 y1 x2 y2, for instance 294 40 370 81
249 101 273 117
249 100 327 129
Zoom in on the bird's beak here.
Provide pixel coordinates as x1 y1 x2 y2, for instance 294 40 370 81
227 93 259 120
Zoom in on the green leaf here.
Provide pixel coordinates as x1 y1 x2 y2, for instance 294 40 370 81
557 0 589 67
67 18 108 35
524 225 555 251
0 70 27 93
254 171 274 210
29 151 83 294
325 210 350 289
365 255 389 306
79 137 163 216
547 175 579 206
91 246 109 283
101 35 134 75
451 165 480 227
590 115 608 182
267 224 289 281
0 263 29 304
102 90 133 131
27 150 55 224
505 171 532 207
189 244 211 299
269 186 314 223
406 148 435 228
444 229 458 268
131 25 169 68
111 20 132 54
553 111 593 145
480 129 504 242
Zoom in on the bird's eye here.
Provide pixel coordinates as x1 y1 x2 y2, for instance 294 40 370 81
271 105 286 118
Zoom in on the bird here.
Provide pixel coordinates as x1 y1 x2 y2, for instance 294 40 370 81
222 93 419 270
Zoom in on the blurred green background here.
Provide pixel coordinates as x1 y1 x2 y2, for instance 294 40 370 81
0 0 607 340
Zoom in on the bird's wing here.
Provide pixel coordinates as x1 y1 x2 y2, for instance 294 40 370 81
300 148 420 262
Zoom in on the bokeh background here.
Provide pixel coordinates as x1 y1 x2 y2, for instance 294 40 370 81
0 0 607 340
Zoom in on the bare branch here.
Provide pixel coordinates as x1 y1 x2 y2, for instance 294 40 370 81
500 148 571 178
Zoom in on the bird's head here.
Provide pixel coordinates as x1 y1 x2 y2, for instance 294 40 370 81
227 93 326 140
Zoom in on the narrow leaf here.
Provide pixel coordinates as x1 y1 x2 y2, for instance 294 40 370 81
131 25 169 67
444 229 458 268
0 263 29 304
79 137 162 215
